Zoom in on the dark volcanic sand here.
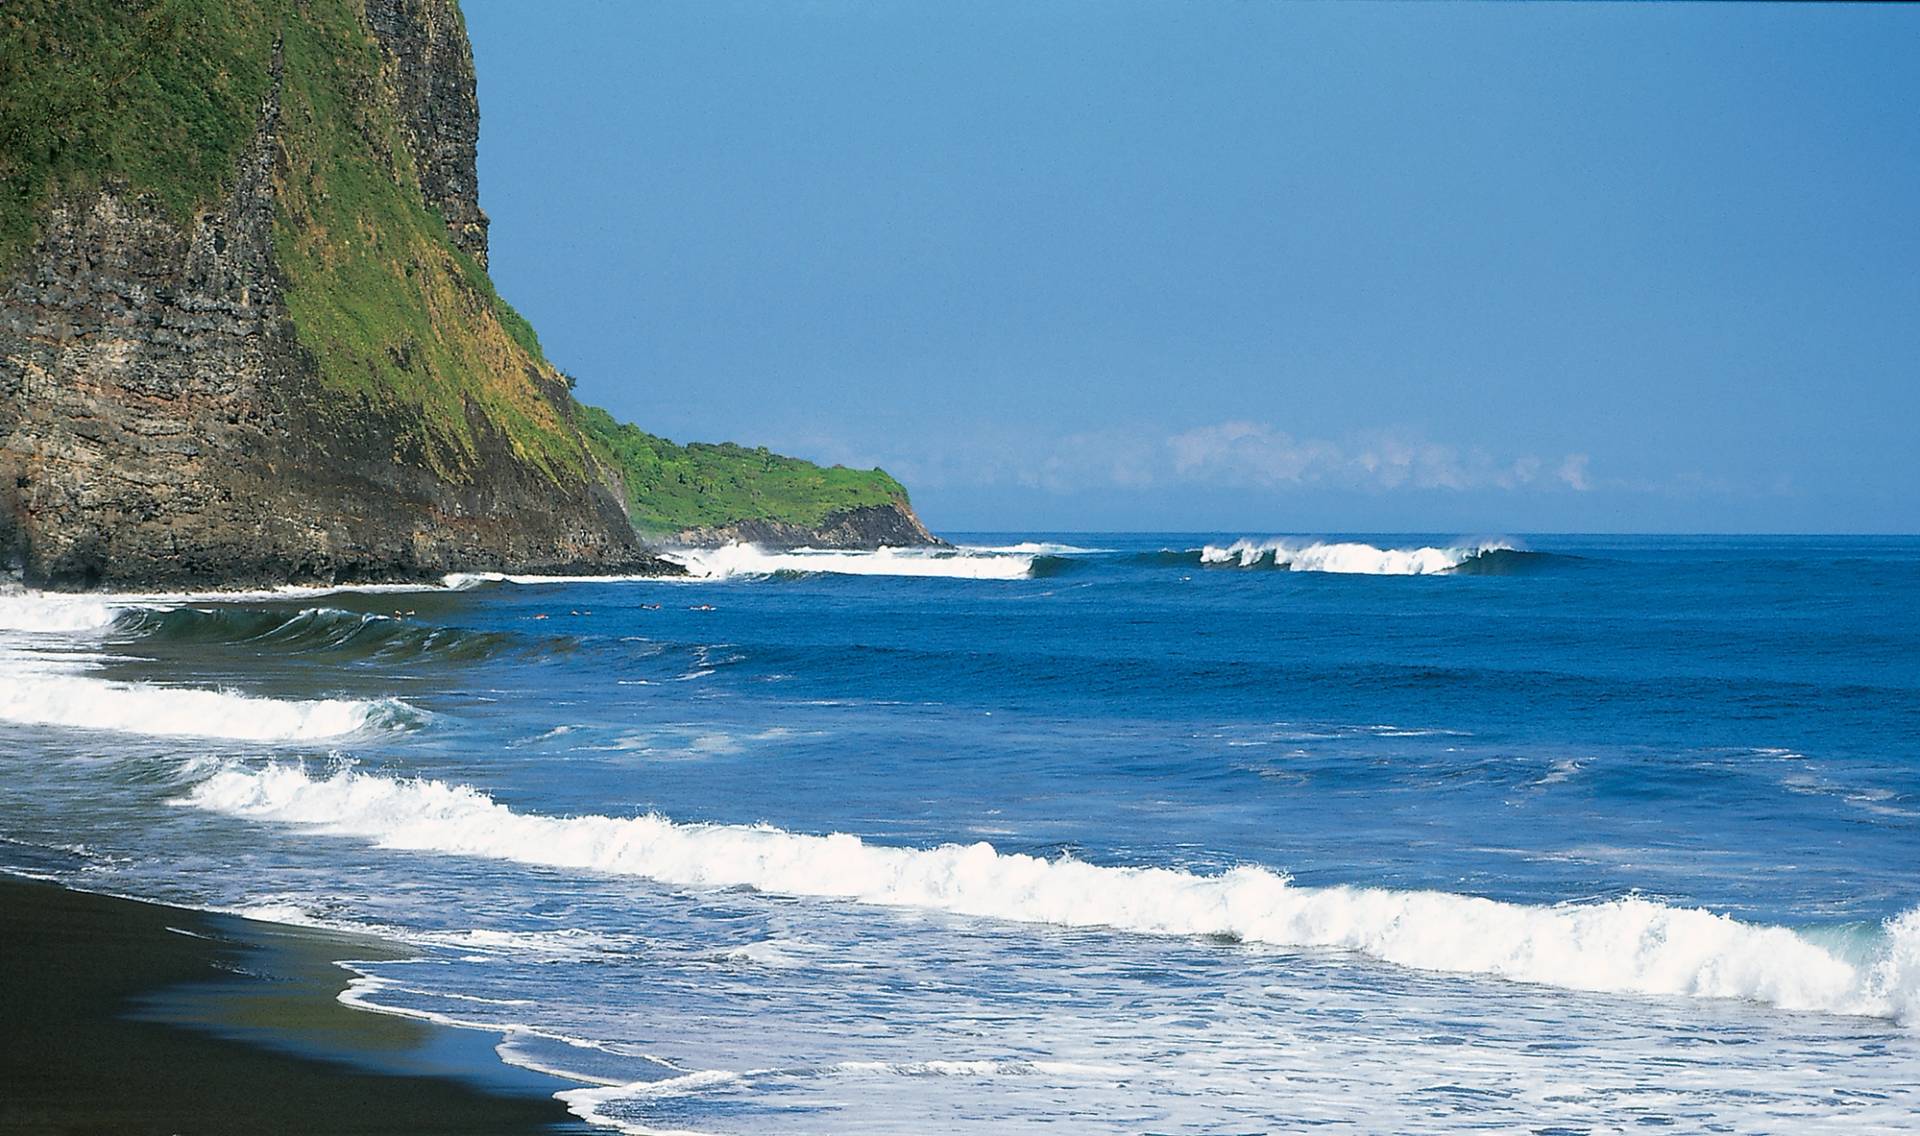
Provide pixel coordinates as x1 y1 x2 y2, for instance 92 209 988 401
0 877 586 1135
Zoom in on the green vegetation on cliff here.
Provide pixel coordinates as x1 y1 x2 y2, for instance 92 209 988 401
0 0 276 268
576 404 908 534
270 0 585 480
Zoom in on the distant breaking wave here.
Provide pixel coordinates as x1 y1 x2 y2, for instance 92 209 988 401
441 571 666 589
184 763 1920 1026
0 675 414 741
666 544 1040 581
1193 539 1529 575
0 592 121 633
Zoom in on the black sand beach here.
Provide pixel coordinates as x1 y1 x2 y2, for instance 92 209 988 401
0 877 586 1135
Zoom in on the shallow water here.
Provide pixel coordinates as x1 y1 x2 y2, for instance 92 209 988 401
4 533 1918 1132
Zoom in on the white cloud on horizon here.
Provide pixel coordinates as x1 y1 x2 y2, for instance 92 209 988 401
1166 421 1589 493
775 422 1598 497
1558 453 1593 492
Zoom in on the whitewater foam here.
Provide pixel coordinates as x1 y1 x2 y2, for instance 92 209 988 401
1199 539 1512 575
0 590 423 743
0 674 412 742
666 544 1037 581
556 1058 1128 1135
0 592 122 633
182 763 1920 1025
441 571 668 589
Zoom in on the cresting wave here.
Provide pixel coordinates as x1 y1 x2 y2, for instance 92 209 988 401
0 591 121 633
0 594 416 742
665 544 1039 581
1197 539 1518 575
441 571 666 589
183 763 1920 1026
0 675 414 742
115 605 518 664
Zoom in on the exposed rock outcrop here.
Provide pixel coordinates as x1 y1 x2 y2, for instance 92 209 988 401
667 501 947 550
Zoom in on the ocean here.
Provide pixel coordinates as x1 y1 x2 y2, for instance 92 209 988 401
3 533 1917 1133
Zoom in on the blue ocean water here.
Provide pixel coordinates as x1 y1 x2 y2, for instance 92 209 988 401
3 533 1918 1133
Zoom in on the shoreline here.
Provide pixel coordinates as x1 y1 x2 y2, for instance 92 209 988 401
3 557 689 597
0 876 589 1134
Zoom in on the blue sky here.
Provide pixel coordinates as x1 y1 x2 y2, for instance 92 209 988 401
464 1 1918 534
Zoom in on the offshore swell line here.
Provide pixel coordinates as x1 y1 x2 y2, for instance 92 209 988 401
650 539 1547 580
0 540 1548 627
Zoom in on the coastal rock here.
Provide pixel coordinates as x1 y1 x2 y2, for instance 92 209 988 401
668 501 947 550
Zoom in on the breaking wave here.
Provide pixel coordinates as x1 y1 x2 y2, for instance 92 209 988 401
665 544 1039 581
1025 554 1091 579
115 606 518 664
1193 539 1527 575
0 676 414 741
1445 547 1574 575
0 593 419 742
440 571 666 590
182 763 1920 1026
0 592 122 633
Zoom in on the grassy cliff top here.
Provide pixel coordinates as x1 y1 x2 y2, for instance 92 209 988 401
0 0 277 269
576 404 908 533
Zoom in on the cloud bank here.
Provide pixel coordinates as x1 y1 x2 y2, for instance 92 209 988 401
1166 422 1590 494
831 421 1596 497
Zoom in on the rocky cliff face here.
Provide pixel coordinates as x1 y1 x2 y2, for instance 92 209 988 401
0 1 667 588
365 0 490 268
0 0 936 589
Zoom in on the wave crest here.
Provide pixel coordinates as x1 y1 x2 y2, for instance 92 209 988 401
182 763 1920 1024
666 544 1037 581
0 594 421 742
116 606 516 663
1197 539 1517 575
0 592 121 633
0 676 415 742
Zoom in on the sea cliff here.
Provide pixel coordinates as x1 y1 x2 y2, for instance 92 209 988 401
0 0 934 589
